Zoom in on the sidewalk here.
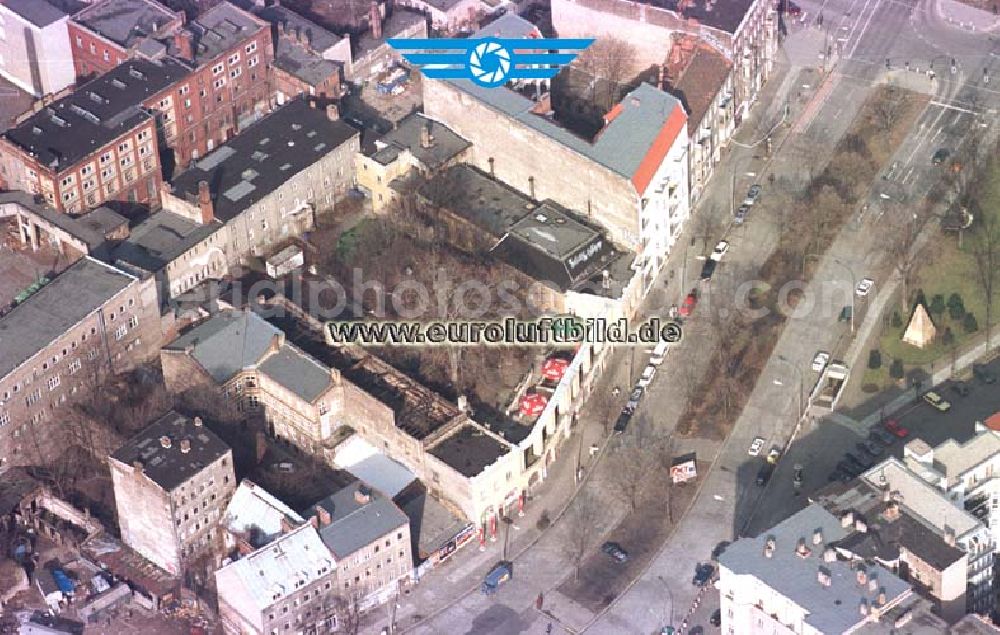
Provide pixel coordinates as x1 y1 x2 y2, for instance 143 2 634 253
934 0 1000 32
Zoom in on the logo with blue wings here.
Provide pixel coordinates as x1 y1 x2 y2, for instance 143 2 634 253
387 37 594 88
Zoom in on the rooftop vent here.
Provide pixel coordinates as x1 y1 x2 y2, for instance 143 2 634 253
812 529 823 545
180 439 191 453
111 79 126 89
159 435 172 449
129 68 146 80
193 416 203 427
817 566 831 587
534 213 548 223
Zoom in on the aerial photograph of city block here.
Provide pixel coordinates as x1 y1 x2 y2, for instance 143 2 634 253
0 0 998 633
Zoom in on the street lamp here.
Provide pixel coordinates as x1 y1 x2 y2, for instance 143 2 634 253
803 253 857 333
656 575 675 632
773 354 804 424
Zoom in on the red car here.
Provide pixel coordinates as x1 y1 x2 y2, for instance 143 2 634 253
884 419 909 438
679 290 699 317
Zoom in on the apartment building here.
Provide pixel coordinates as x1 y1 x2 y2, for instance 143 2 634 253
0 61 175 214
254 5 346 105
305 482 412 608
0 0 75 97
108 411 237 576
0 257 161 468
862 455 995 615
718 504 915 634
223 480 305 554
160 310 352 454
68 0 184 80
215 523 338 635
159 97 359 288
422 17 689 290
552 0 778 125
356 112 471 212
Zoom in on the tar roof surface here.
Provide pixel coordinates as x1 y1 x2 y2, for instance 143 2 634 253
111 411 231 491
73 0 178 48
0 257 134 380
305 482 409 558
0 191 108 251
112 211 222 272
2 58 189 171
257 344 333 403
642 0 756 33
273 39 342 87
422 163 537 237
1 0 66 27
369 113 470 169
720 504 911 634
429 424 511 477
185 2 265 66
169 97 358 221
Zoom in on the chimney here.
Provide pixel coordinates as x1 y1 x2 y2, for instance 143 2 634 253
309 515 318 528
193 416 203 427
856 568 868 587
131 460 144 471
325 104 339 122
882 483 891 502
269 333 283 355
817 566 832 587
855 517 867 533
420 124 431 149
823 547 836 562
317 505 332 526
354 486 371 505
884 502 900 521
868 575 878 592
180 439 191 453
370 1 382 39
457 395 468 413
197 180 214 224
877 588 887 606
657 63 666 89
859 599 869 617
237 537 254 555
944 525 956 547
280 516 293 534
174 29 194 61
795 538 811 558
160 435 172 449
841 511 854 528
812 529 823 545
763 536 775 558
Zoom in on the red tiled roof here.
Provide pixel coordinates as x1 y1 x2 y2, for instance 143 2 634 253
631 104 687 195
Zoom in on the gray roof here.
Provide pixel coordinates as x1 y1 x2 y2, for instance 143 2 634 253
112 211 222 273
395 487 469 560
305 482 409 558
357 9 425 57
369 113 470 170
164 310 282 383
273 39 341 87
110 410 231 491
2 58 190 172
475 13 540 39
720 504 912 635
0 257 135 380
169 97 358 222
254 5 340 52
0 191 108 251
73 0 178 49
429 424 511 477
184 2 265 66
257 344 333 404
79 206 128 236
1 0 66 28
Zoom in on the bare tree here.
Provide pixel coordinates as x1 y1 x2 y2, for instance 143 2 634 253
607 416 671 512
331 594 362 634
562 490 603 582
871 85 906 133
969 211 1000 348
886 209 928 313
575 37 638 110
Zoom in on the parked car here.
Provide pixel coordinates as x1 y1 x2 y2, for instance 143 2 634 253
734 205 750 225
855 278 875 296
710 240 730 261
932 148 950 165
951 382 971 397
869 428 894 446
845 453 870 470
693 563 715 586
756 463 775 486
973 364 997 384
649 341 669 366
710 608 722 627
613 411 631 434
743 184 762 206
679 290 699 317
602 542 629 563
812 351 830 372
858 439 883 456
700 259 718 281
624 387 643 413
836 460 861 477
748 437 766 456
481 561 513 595
787 0 802 15
637 365 657 388
923 391 951 412
884 419 909 437
766 447 782 464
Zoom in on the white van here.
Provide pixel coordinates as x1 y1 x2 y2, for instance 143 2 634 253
649 340 669 365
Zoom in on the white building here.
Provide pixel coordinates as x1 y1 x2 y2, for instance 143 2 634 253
0 0 74 97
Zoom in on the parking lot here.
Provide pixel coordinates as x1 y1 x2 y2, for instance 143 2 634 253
742 354 1000 537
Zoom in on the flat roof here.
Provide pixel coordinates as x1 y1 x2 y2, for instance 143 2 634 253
637 0 756 34
184 2 265 66
169 97 358 222
429 424 511 477
305 482 409 558
73 0 178 49
273 39 341 87
1 0 66 28
0 191 109 251
2 58 189 172
0 257 135 380
356 9 424 57
910 430 1000 488
719 504 911 634
254 4 340 52
395 483 470 560
110 410 231 491
257 344 333 404
369 113 470 170
112 211 222 273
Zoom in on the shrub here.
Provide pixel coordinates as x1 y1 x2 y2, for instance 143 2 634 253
891 311 903 328
890 359 905 379
942 327 955 346
862 383 880 394
949 302 966 321
535 511 551 531
930 294 946 316
868 349 882 370
964 312 979 333
947 292 965 313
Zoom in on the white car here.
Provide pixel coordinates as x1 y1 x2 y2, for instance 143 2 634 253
649 340 669 365
748 437 765 457
710 240 730 261
637 365 657 388
855 278 874 296
811 351 830 373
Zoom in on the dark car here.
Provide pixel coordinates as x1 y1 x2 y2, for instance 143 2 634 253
787 1 802 15
844 453 869 470
756 463 775 486
932 148 950 165
602 541 629 563
700 259 718 281
710 608 722 627
837 460 862 477
869 428 894 446
734 205 750 225
951 382 971 397
693 562 714 586
711 541 731 561
973 364 997 384
614 409 633 434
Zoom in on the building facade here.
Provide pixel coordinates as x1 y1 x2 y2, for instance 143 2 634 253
254 5 345 106
0 0 75 97
0 257 161 468
108 411 237 576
